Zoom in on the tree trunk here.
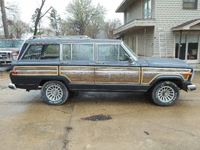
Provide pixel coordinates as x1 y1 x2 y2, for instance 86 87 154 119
33 0 45 38
0 0 9 39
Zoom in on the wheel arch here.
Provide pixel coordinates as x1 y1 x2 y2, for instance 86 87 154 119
148 76 185 92
39 76 70 88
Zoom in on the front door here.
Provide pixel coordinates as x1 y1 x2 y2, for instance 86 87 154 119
94 43 140 90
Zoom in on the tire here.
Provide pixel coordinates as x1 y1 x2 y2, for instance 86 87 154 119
152 81 180 106
41 81 69 105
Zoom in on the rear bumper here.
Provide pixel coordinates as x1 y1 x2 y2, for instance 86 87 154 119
8 83 16 90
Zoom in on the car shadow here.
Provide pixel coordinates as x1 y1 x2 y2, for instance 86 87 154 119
67 91 155 106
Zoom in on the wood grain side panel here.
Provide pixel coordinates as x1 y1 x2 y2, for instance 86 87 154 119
60 66 94 84
142 68 191 84
95 67 140 84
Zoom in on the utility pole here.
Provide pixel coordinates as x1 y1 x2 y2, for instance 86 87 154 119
0 0 9 39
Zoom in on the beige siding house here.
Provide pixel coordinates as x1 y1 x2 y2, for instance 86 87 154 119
114 0 200 64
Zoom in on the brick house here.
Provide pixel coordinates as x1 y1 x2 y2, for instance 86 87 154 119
114 0 200 64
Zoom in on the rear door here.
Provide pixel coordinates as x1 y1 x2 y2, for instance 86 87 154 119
59 43 95 90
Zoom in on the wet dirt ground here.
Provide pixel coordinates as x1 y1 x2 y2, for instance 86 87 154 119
0 72 200 150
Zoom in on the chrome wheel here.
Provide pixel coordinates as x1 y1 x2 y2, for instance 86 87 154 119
157 86 175 103
46 84 63 102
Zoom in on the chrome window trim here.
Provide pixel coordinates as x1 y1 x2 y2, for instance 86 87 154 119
60 44 63 60
121 42 138 61
19 43 31 60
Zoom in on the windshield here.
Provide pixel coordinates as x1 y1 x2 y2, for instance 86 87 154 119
122 42 138 60
0 40 24 48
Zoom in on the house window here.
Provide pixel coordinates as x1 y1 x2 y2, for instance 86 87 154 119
144 0 152 19
183 0 198 9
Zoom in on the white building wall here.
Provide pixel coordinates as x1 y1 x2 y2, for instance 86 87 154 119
125 0 156 23
154 0 200 57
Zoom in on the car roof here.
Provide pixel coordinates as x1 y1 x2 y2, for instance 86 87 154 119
25 38 123 44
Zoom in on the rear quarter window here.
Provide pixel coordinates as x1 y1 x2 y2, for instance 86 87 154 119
22 44 60 60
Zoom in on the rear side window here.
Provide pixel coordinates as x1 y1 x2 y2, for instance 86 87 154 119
63 44 94 61
22 44 60 60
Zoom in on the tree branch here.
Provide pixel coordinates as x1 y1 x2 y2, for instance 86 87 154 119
40 6 52 19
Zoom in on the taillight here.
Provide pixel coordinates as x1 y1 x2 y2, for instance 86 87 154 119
11 71 18 74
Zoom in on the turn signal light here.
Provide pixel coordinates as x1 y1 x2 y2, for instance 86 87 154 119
185 73 193 75
11 71 18 74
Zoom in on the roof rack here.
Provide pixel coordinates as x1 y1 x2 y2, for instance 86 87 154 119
29 35 90 40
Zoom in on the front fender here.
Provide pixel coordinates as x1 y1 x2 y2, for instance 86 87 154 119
149 75 186 91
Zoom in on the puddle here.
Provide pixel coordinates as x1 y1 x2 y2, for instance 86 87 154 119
81 114 112 121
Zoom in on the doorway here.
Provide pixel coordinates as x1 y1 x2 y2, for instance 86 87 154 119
175 33 199 63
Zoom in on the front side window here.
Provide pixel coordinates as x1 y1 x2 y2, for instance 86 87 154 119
97 44 130 61
97 44 118 61
183 0 198 9
22 44 60 60
144 0 152 19
63 44 94 61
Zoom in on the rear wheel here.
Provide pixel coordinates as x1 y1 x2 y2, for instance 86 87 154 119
42 81 69 105
152 81 180 106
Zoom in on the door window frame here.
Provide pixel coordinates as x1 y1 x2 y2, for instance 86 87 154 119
95 43 133 62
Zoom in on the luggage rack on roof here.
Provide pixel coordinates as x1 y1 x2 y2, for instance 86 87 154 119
29 35 90 40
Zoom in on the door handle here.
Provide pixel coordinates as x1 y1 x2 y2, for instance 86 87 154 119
96 62 104 64
61 62 69 64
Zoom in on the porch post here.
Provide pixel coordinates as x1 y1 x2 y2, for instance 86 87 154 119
178 30 182 59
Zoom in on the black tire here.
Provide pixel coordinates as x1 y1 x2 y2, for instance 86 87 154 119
152 81 180 106
41 81 69 105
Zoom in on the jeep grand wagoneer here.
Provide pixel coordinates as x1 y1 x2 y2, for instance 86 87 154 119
8 36 196 106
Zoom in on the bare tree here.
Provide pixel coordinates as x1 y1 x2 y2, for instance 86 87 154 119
0 0 9 38
104 19 122 39
66 0 106 36
8 20 29 38
32 0 52 38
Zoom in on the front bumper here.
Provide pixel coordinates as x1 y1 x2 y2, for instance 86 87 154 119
187 84 196 91
8 83 16 90
182 81 196 91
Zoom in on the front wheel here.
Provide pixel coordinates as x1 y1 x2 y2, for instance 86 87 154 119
42 81 69 105
152 81 180 106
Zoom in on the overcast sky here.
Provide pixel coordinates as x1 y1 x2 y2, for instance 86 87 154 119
6 0 124 26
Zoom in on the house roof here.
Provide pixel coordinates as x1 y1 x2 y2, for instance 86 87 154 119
172 19 200 31
116 0 136 12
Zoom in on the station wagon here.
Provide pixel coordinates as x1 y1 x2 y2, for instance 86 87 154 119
8 36 196 106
